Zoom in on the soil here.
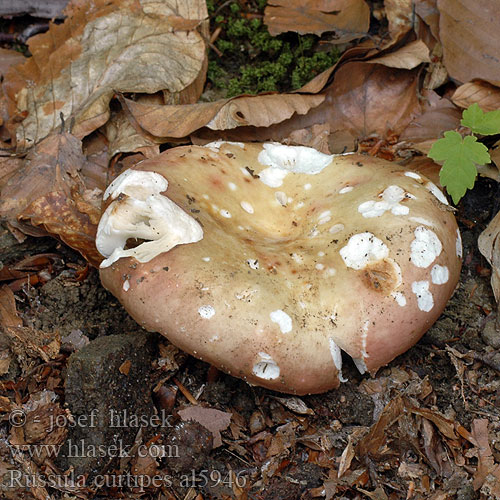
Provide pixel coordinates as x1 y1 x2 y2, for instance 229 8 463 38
2 177 500 499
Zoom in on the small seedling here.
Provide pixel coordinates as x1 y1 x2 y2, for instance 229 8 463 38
428 103 500 204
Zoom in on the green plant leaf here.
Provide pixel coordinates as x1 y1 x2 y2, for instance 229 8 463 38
461 102 500 135
428 131 490 203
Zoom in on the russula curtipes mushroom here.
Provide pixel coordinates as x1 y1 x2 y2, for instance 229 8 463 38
97 142 462 395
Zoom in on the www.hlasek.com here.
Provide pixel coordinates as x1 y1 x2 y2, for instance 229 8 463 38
7 469 248 490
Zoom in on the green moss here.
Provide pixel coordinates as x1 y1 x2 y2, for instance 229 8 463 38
206 0 340 98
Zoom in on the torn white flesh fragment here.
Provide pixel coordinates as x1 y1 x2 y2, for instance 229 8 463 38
270 309 292 333
410 226 442 268
198 305 216 319
412 281 434 312
340 232 389 270
97 170 203 268
329 337 347 382
358 185 410 218
203 141 245 152
257 143 334 187
425 181 449 205
339 186 353 194
253 352 280 380
404 171 421 180
431 264 449 285
352 357 367 374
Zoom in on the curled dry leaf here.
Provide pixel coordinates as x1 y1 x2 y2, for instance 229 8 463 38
452 81 500 112
4 0 206 150
124 93 325 138
384 0 414 37
366 40 431 70
0 133 102 265
178 406 232 448
478 210 500 305
264 0 370 39
438 0 500 85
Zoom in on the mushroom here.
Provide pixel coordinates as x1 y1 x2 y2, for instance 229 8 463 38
97 142 461 395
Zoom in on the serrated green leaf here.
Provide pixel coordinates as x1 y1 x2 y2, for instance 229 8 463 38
461 102 500 135
429 131 490 203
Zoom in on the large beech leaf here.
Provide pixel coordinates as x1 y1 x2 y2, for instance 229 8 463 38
4 0 206 150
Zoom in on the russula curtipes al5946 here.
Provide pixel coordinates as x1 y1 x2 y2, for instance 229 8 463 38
97 142 462 395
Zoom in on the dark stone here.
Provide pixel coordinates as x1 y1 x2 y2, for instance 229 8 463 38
56 332 157 479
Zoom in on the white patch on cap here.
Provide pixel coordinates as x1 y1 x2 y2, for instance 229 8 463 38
275 191 288 206
198 305 216 319
252 352 280 380
315 263 325 270
257 143 333 187
391 291 407 307
304 183 312 190
404 172 421 180
329 338 347 382
340 232 389 270
220 209 232 218
358 185 410 218
97 170 203 268
240 201 254 214
292 253 303 264
329 224 344 234
228 182 237 191
318 210 332 225
431 264 449 285
295 201 305 209
425 181 449 205
123 279 130 292
203 141 245 151
412 281 434 312
339 186 353 194
325 267 336 276
270 309 292 333
409 216 434 227
202 194 209 200
410 226 442 268
202 256 211 262
246 259 259 270
456 229 463 258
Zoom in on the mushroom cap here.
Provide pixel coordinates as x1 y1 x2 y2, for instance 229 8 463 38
98 142 461 395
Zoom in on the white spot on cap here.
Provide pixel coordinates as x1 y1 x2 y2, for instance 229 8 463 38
228 182 237 191
339 186 353 194
270 309 292 333
404 172 421 180
318 210 332 225
253 352 280 380
246 259 259 270
412 281 434 312
329 223 344 234
358 185 410 218
240 201 254 214
292 253 303 264
391 291 407 307
259 168 289 188
431 264 449 285
425 181 449 205
315 263 325 270
456 229 463 258
340 232 389 270
123 279 130 292
198 305 216 319
410 226 442 268
329 338 347 382
318 251 325 257
304 183 312 190
295 201 305 209
202 256 211 262
202 194 209 200
325 267 336 276
220 209 232 218
275 191 288 206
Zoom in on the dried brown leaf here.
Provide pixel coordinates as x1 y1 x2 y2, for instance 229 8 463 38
438 0 500 85
384 0 414 36
0 48 25 80
178 406 232 447
0 133 102 265
367 40 431 70
4 0 206 150
264 0 370 39
125 93 324 138
479 211 500 304
452 81 500 112
472 418 496 490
